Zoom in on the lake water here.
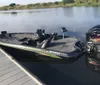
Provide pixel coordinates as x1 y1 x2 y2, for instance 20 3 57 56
1 7 100 39
1 7 100 85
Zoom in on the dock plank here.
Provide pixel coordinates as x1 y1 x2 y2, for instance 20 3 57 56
0 63 15 72
1 73 27 85
0 49 43 85
9 75 31 85
0 62 13 68
23 80 37 85
0 66 18 77
0 69 22 82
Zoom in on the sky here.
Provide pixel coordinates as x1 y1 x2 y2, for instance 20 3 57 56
0 0 62 6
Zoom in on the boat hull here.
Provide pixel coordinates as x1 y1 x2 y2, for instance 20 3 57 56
0 45 82 63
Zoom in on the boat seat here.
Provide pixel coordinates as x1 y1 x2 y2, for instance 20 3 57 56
36 29 45 42
41 33 56 49
1 31 7 38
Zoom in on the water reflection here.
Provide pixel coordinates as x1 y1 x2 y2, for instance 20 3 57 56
62 7 74 18
85 56 100 72
0 10 48 15
92 7 100 18
10 11 17 14
19 55 100 85
0 11 18 16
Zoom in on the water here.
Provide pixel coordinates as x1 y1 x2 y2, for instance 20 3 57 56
1 7 100 39
1 7 100 85
0 7 100 37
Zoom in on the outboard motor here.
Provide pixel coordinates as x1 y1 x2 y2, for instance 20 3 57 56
61 27 67 39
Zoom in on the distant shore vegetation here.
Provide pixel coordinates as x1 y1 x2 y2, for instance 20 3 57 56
1 0 100 10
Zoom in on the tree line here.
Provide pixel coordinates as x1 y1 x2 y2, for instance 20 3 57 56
0 0 100 10
62 0 100 4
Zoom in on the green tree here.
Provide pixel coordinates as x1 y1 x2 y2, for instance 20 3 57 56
47 2 53 6
27 4 33 8
87 0 98 3
82 0 89 3
33 3 40 6
54 1 59 5
93 0 98 2
42 3 47 6
62 0 74 4
9 3 16 7
74 0 81 4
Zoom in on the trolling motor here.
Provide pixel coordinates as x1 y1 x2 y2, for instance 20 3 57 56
61 27 67 39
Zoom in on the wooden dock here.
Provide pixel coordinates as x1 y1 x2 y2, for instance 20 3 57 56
0 48 43 85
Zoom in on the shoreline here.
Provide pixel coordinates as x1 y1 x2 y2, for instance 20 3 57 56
1 3 100 11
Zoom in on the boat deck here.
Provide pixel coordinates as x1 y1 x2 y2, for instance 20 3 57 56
47 37 78 53
0 48 43 85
